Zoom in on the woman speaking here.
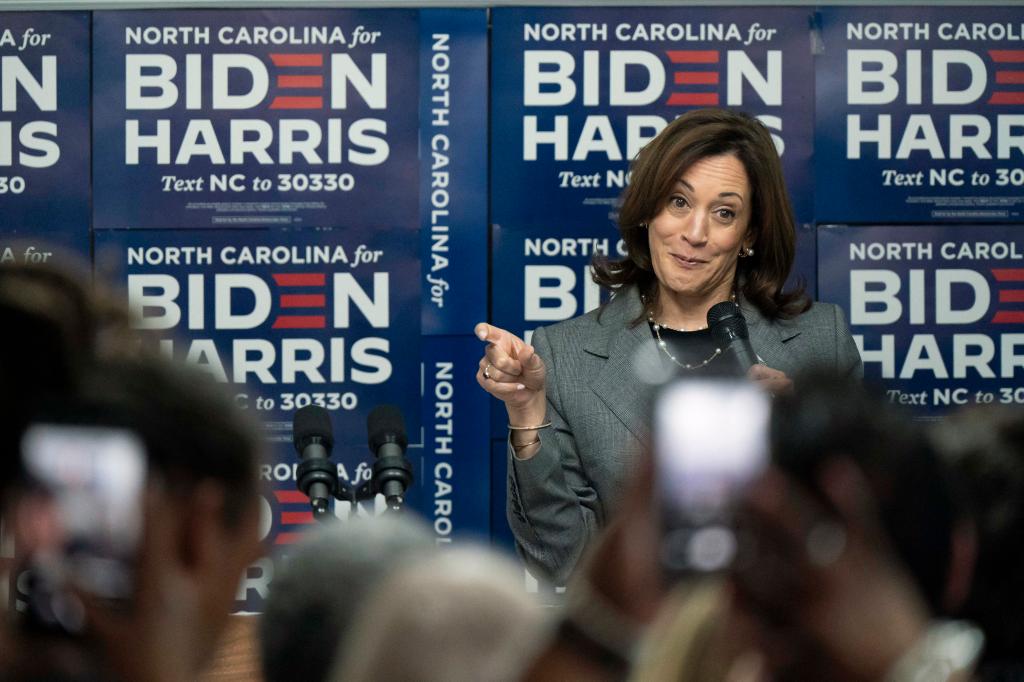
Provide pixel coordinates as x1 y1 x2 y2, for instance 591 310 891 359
475 109 862 584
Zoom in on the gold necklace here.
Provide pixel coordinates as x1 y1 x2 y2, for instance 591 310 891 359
648 317 721 371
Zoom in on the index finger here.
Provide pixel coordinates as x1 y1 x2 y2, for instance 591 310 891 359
474 322 525 355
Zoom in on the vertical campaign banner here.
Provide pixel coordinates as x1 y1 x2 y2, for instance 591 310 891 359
95 226 419 610
818 224 1024 416
0 13 90 262
419 10 488 335
816 7 1024 223
92 10 418 230
422 335 492 545
491 7 818 348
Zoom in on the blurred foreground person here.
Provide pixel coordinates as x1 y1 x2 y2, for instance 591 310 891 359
260 514 436 682
332 546 546 682
649 375 981 681
0 261 135 675
0 262 133 503
523 374 984 682
3 353 263 682
933 405 1024 680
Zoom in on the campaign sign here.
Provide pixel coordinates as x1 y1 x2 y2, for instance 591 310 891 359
492 222 619 342
93 10 418 229
421 335 492 544
94 227 419 560
815 7 1024 223
491 7 816 228
419 10 488 335
818 224 1024 416
0 12 89 261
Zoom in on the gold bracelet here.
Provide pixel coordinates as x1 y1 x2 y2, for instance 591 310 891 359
511 435 541 452
507 421 552 431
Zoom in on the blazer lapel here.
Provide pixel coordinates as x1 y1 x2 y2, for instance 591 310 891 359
742 298 801 369
583 288 658 449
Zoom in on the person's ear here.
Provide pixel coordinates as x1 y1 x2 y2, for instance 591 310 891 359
942 518 977 613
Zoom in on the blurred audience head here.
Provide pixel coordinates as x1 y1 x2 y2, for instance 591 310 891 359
932 405 1024 674
0 261 132 499
332 545 545 682
4 352 264 678
260 514 436 682
1 260 263 680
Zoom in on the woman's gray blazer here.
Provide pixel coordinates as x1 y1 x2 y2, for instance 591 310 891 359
506 286 863 584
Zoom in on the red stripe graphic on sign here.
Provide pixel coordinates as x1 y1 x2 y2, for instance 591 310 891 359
275 532 305 545
667 93 720 106
273 273 326 287
272 316 326 329
270 53 323 67
988 92 1024 105
992 269 1024 282
992 311 1024 324
274 490 309 504
281 294 326 308
667 50 719 63
675 72 719 85
996 71 1024 84
278 75 324 88
999 290 1024 303
270 96 324 109
990 50 1024 63
281 511 315 525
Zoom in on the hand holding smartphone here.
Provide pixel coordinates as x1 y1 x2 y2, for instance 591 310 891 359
654 378 770 575
14 423 147 634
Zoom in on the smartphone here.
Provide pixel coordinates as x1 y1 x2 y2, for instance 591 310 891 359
654 378 770 574
14 423 147 633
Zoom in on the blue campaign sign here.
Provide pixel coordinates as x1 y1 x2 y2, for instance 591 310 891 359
818 224 1024 415
92 10 419 229
815 7 1024 223
492 222 618 342
94 227 421 573
0 12 90 261
421 335 493 543
491 6 817 230
418 10 488 335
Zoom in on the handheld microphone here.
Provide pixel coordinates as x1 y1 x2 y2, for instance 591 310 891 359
367 405 413 511
293 405 336 516
707 301 759 372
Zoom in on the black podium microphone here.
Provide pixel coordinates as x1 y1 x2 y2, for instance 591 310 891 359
708 301 759 372
293 405 336 516
367 405 413 511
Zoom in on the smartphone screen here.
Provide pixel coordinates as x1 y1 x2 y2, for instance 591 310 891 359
14 423 147 633
655 379 770 574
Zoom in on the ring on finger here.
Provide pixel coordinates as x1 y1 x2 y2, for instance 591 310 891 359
483 363 493 380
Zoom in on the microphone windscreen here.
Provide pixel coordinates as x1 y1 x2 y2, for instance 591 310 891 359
293 405 334 452
707 301 751 344
368 404 407 451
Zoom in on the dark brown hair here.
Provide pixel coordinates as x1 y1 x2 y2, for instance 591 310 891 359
592 108 809 321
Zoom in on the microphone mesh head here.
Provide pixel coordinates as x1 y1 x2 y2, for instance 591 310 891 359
707 300 742 327
707 301 750 344
368 404 407 451
293 405 334 452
